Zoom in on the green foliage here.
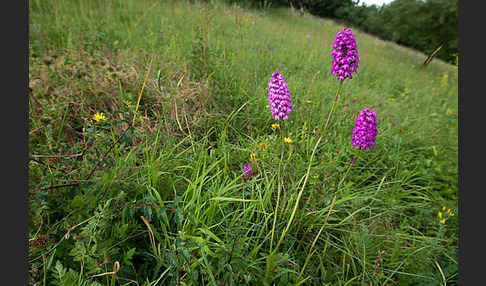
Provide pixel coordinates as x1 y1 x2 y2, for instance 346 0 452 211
358 0 458 63
293 0 356 18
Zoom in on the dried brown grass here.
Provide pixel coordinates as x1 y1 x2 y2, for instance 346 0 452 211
29 47 212 147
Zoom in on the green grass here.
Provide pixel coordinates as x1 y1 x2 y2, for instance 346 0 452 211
29 0 458 285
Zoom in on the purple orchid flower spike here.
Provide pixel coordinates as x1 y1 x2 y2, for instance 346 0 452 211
352 107 378 151
268 72 293 121
331 27 359 81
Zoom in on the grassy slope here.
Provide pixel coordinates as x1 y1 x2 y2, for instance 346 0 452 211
29 0 458 285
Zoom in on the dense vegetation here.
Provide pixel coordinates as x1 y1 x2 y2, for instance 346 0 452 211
29 0 457 285
221 0 458 63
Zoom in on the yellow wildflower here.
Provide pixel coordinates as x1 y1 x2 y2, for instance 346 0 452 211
438 211 442 219
446 209 451 214
271 123 280 130
442 206 446 211
93 112 106 122
123 100 133 107
283 137 293 143
440 219 446 224
250 153 256 160
305 100 312 104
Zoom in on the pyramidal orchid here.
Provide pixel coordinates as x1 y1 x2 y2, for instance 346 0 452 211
331 28 359 82
352 107 378 150
268 72 293 121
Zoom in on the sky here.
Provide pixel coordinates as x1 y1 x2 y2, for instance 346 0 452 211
359 0 394 6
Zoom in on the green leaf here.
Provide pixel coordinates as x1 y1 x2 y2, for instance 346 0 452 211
54 261 66 281
71 195 85 208
209 197 258 202
165 251 179 268
123 247 136 266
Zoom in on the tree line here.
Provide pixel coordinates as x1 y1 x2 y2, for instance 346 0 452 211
219 0 458 64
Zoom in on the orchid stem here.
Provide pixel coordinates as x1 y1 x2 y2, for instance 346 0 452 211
270 121 285 252
322 80 344 137
297 148 359 280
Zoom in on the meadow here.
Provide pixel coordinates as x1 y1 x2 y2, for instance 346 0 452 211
29 0 458 285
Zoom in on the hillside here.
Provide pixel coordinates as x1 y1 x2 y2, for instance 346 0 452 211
29 0 458 285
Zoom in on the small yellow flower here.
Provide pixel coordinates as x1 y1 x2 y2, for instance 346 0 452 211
446 208 451 214
250 153 256 160
305 100 312 104
123 100 133 107
440 219 446 224
283 137 292 143
271 123 280 130
438 211 442 219
93 112 106 122
450 212 454 217
442 206 446 211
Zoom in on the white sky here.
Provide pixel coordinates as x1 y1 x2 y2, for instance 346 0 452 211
359 0 394 6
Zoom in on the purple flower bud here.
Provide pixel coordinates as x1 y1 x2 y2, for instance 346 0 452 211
331 28 359 81
268 72 293 121
352 108 378 150
243 163 252 181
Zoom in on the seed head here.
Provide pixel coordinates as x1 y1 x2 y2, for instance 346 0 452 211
331 28 359 81
268 72 293 121
352 107 378 150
